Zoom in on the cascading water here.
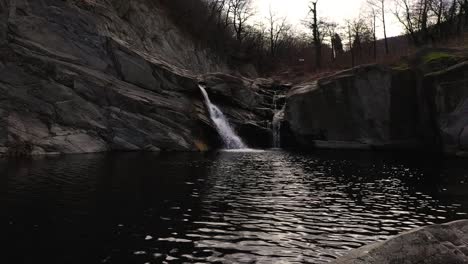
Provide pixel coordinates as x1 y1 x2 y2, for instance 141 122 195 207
199 85 247 149
271 92 283 148
272 110 283 148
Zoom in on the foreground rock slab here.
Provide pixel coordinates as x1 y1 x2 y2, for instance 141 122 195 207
331 220 468 264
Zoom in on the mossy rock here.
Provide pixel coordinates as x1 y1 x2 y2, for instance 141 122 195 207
392 62 410 71
419 50 462 73
424 52 462 73
423 51 455 63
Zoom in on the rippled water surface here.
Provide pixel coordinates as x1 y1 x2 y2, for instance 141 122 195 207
2 150 468 264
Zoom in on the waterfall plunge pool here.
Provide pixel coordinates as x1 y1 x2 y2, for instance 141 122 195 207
2 150 468 264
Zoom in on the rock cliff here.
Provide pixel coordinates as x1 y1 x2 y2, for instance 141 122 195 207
282 65 420 150
0 0 275 155
281 55 468 156
1 1 468 156
424 62 468 157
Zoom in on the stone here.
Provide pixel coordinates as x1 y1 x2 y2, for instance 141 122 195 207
0 0 220 154
331 220 468 264
283 65 421 149
424 61 468 156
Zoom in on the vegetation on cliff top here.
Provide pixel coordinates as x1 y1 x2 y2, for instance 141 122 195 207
159 0 468 77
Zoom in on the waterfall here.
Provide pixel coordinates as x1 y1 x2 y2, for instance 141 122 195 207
199 85 247 149
272 110 283 148
271 92 283 148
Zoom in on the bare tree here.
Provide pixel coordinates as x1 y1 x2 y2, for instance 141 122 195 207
351 17 373 60
393 0 421 45
444 0 459 37
230 0 254 43
420 0 430 42
431 0 446 30
308 0 321 69
207 0 225 24
393 0 436 45
367 0 390 54
458 0 468 28
332 33 344 58
364 7 378 60
318 19 339 61
267 6 288 57
345 20 356 67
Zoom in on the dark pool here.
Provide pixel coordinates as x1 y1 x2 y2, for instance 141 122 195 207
1 150 468 264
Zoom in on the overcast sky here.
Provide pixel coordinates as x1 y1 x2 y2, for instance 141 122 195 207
254 0 403 38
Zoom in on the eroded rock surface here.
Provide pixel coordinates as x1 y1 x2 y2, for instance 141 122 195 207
424 61 468 157
0 0 283 155
0 0 227 155
331 220 468 264
283 65 420 149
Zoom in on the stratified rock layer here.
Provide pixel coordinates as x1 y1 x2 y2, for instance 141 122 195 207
331 220 468 264
0 0 280 155
0 0 215 154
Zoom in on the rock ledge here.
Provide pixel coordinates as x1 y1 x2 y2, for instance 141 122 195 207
331 220 468 264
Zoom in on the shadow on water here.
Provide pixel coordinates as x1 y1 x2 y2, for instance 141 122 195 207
0 150 468 263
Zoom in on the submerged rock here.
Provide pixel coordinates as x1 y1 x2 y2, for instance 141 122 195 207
331 220 468 264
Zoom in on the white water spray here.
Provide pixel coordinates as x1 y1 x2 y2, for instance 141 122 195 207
199 85 247 149
272 92 283 148
272 110 283 148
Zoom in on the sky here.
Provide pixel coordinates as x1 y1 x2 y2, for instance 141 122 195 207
254 0 403 38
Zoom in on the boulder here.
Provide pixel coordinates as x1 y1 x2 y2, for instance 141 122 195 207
424 61 468 157
283 65 420 149
331 220 468 264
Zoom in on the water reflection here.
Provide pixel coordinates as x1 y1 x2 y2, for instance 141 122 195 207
0 151 467 263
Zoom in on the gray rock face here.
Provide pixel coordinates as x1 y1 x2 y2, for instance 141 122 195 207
0 0 232 155
331 220 468 264
283 65 420 149
424 62 468 157
0 0 283 155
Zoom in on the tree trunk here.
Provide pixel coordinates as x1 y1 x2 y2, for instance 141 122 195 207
348 24 354 67
311 2 321 69
331 40 335 62
382 1 389 54
373 13 377 60
464 0 468 28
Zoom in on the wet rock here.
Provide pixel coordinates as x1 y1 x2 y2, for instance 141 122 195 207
331 220 468 264
201 73 262 109
200 73 287 148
